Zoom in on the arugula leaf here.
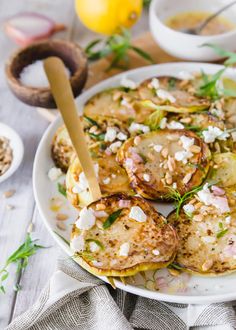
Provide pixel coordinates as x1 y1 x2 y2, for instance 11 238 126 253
0 234 46 293
57 182 67 197
202 44 236 66
85 28 154 71
103 209 123 229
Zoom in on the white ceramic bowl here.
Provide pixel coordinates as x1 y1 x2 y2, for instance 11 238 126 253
0 123 24 183
149 0 236 61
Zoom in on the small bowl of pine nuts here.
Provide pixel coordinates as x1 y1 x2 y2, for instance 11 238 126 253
0 122 24 183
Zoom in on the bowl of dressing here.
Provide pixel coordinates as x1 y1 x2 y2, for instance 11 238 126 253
149 0 236 61
5 39 88 108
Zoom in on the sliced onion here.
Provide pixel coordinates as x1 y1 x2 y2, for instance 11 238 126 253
4 12 66 46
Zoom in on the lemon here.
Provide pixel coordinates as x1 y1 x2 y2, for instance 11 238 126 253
75 0 143 35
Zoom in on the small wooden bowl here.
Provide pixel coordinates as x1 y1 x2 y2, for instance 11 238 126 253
5 39 88 109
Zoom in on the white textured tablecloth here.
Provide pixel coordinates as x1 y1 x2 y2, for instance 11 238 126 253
6 258 236 330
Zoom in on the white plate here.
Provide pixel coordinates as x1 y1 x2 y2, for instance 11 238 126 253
0 122 24 183
33 62 236 304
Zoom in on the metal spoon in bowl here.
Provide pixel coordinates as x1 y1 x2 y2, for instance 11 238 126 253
180 0 236 35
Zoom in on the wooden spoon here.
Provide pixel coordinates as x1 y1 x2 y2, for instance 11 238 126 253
44 57 102 202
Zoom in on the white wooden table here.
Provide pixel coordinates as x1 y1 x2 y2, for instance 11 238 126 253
0 1 148 328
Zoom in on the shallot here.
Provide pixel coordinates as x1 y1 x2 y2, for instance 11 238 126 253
4 12 66 46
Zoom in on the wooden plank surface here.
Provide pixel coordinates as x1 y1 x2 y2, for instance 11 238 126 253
0 1 151 327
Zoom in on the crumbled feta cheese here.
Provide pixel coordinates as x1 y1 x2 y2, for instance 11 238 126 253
183 203 195 215
48 167 62 181
128 122 150 134
174 150 193 164
104 127 117 142
143 173 150 182
89 241 100 252
153 144 163 152
159 117 167 129
92 260 103 267
225 216 231 224
109 141 122 153
119 242 130 257
129 206 147 222
178 71 194 80
121 98 129 107
152 249 160 256
117 132 127 141
180 136 194 150
74 164 99 193
120 76 137 89
201 236 216 244
197 184 230 214
70 235 85 252
202 126 230 143
167 121 184 130
149 77 160 89
172 182 177 189
156 89 176 103
103 177 111 185
75 207 96 230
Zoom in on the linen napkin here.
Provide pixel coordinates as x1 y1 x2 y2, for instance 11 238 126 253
6 258 236 330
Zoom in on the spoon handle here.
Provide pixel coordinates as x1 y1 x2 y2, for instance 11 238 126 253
44 57 102 202
197 0 236 34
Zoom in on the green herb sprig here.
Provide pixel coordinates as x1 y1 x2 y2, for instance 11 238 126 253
165 184 205 217
0 234 45 293
217 222 229 239
85 28 154 71
197 44 236 99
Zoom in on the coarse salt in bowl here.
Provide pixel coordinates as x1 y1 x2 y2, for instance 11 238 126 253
0 122 24 183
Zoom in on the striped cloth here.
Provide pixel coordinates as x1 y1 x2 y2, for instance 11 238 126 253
6 258 236 330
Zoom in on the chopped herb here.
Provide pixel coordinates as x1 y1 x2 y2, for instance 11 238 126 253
169 262 183 270
88 132 105 141
85 28 154 71
84 115 100 127
57 182 67 197
217 228 228 239
53 231 70 246
183 125 202 132
86 239 104 250
103 209 123 229
139 153 148 163
168 77 176 90
0 234 46 293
